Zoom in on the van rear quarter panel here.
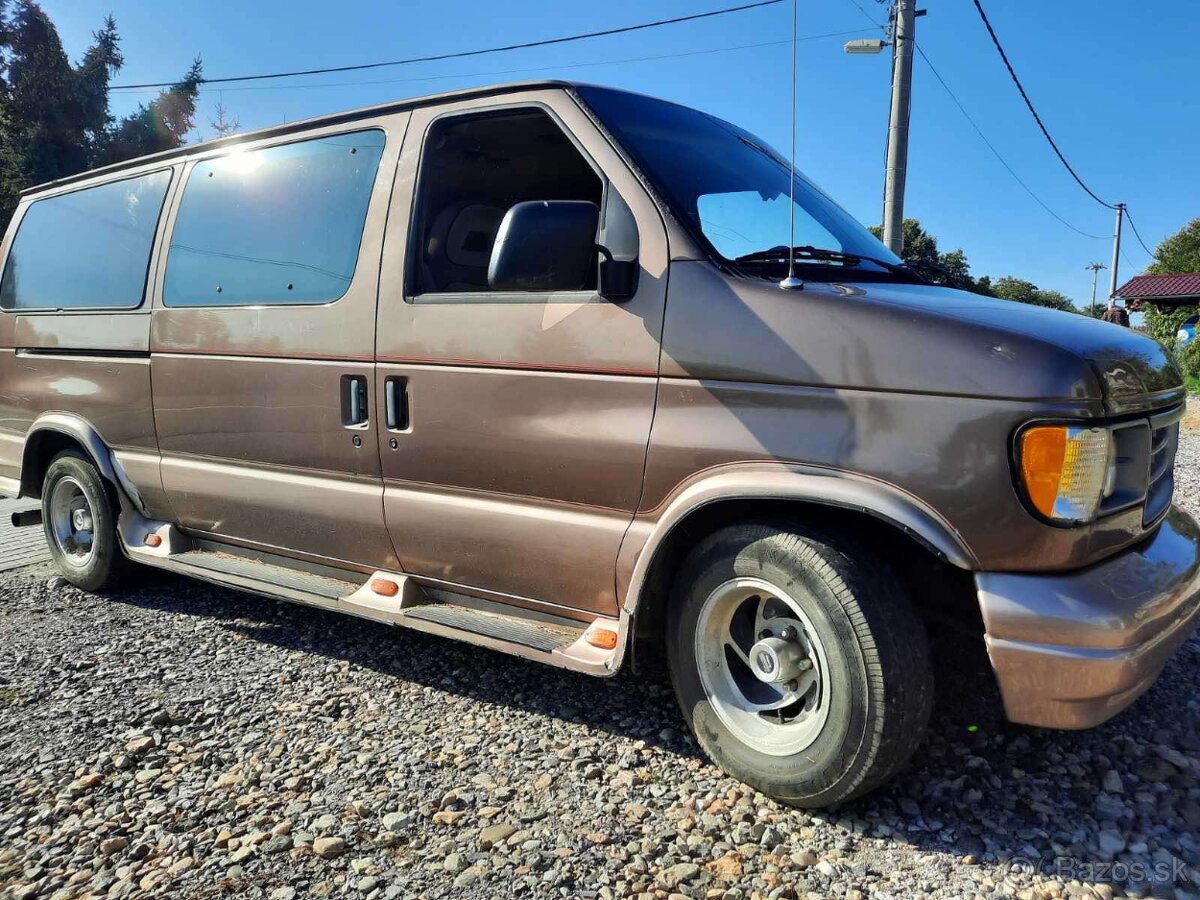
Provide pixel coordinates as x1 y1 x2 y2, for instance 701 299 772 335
0 194 159 503
0 313 159 500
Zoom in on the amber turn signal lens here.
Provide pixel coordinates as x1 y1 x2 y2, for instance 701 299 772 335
1019 425 1111 522
370 578 400 597
1020 426 1068 518
586 628 618 650
144 533 162 548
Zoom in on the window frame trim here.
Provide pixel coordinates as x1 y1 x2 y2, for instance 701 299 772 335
0 166 175 315
161 126 388 311
404 100 609 306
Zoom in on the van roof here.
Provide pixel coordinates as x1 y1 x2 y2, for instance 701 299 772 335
22 79 582 196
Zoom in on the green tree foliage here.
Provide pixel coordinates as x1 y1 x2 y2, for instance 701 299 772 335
869 218 990 294
101 58 202 164
0 0 118 221
75 13 122 149
1146 218 1200 276
0 1 202 229
208 97 240 138
1139 218 1200 392
1144 303 1197 349
871 217 1101 313
991 276 1076 312
1142 218 1200 346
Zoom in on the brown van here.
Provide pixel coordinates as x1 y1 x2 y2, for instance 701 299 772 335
2 81 1197 807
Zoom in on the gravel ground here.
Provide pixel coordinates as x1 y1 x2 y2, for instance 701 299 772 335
1 434 1199 900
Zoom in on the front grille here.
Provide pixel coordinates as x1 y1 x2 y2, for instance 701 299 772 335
1144 420 1179 526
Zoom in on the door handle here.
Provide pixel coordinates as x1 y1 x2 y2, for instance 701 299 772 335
385 377 409 431
341 375 369 428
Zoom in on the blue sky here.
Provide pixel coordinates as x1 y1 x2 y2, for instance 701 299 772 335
43 0 1200 306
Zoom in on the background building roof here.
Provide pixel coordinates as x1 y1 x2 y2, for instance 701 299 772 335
1115 273 1200 303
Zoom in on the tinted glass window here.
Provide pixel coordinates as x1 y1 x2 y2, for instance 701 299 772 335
164 130 385 307
1 170 170 310
578 86 900 269
410 109 601 295
697 191 841 260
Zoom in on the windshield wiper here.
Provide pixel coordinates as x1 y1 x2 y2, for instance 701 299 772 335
734 245 919 279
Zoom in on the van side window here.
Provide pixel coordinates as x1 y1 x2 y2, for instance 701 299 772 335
0 170 170 311
410 108 602 296
164 130 385 307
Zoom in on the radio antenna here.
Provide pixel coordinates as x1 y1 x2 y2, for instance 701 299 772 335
779 0 804 290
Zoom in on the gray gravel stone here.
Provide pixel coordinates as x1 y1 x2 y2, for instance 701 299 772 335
1 419 1198 899
312 836 346 859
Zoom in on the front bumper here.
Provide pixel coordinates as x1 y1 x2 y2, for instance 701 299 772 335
976 505 1200 729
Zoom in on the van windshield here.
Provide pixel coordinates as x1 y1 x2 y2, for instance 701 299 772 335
577 86 906 278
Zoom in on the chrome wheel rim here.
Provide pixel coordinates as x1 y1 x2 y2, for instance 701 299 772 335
48 476 95 567
695 577 831 756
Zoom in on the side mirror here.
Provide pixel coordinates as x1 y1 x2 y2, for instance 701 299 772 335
488 201 599 292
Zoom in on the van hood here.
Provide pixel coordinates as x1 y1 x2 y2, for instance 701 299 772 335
661 265 1184 415
856 282 1183 413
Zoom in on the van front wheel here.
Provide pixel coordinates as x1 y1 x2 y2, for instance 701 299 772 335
41 451 127 592
667 522 932 808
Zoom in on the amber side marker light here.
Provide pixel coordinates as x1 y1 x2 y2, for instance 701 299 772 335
370 578 400 597
1019 425 1111 522
144 534 162 548
586 628 619 651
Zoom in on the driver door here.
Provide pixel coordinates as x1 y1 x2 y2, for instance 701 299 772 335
374 89 669 616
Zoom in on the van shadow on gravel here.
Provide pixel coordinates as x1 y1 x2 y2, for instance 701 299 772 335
103 568 1012 754
98 568 1199 882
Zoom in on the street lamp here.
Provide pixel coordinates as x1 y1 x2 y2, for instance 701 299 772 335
844 38 886 54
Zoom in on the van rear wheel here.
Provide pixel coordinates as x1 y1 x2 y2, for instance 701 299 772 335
42 451 127 592
667 522 932 808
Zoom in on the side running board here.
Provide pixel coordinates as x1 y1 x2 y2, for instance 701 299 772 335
173 549 358 603
119 515 623 676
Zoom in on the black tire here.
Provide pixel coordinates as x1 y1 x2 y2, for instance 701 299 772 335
666 521 932 808
41 450 128 592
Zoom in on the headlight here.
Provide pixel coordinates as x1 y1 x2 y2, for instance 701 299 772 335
1018 425 1115 523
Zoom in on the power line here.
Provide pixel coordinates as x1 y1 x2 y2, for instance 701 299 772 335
969 0 1117 211
844 0 885 29
119 31 864 96
914 44 1107 240
1123 206 1156 257
111 0 783 90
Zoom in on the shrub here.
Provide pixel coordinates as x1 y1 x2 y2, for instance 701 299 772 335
1178 340 1200 395
1143 303 1200 394
1144 303 1199 347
